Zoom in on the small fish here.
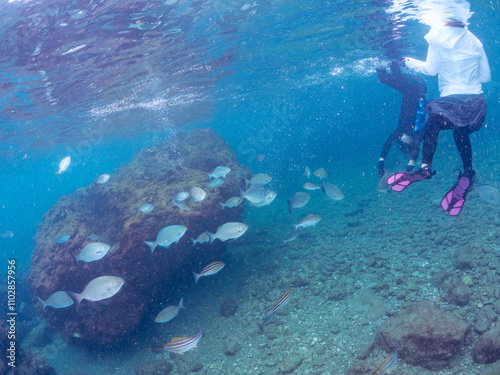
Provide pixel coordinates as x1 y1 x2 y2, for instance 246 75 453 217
139 203 155 212
293 214 322 229
208 178 225 188
37 291 74 311
56 156 71 175
250 191 277 207
0 230 14 239
193 261 225 283
258 289 294 330
155 298 185 323
173 198 190 210
303 182 321 191
304 166 311 178
95 174 110 184
54 234 70 244
246 173 272 186
241 184 268 204
67 276 125 311
87 233 100 241
145 225 187 253
207 166 230 180
288 192 311 213
205 222 248 243
163 324 204 354
190 232 210 246
75 242 111 263
282 229 298 245
175 192 190 201
475 184 500 204
190 187 206 202
314 168 328 180
322 182 344 201
256 154 265 162
372 340 398 375
219 196 243 210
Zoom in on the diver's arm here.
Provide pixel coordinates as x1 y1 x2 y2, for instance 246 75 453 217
478 47 491 83
404 44 440 76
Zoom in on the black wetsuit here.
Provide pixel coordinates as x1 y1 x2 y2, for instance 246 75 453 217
377 61 427 177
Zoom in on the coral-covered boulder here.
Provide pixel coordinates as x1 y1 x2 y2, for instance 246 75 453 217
473 326 500 364
375 301 471 370
29 128 244 347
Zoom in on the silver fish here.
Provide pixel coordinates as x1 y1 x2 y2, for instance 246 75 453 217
138 203 155 213
246 173 272 186
314 168 328 180
145 225 187 253
173 198 190 211
208 178 225 188
293 214 322 229
241 184 268 204
75 242 111 263
54 233 70 243
37 291 74 311
475 184 500 204
55 156 71 175
87 233 100 241
208 166 230 180
190 232 210 246
95 174 110 184
155 298 185 323
322 182 344 201
303 182 321 191
68 276 125 311
206 222 248 243
250 191 277 207
175 192 190 201
282 229 298 245
288 192 311 213
190 187 206 202
219 196 243 210
0 231 14 239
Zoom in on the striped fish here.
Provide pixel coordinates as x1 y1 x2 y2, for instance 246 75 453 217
163 324 204 354
372 340 398 375
193 261 225 283
257 289 294 330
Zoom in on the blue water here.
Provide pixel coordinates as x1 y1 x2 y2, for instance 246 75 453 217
1 0 500 373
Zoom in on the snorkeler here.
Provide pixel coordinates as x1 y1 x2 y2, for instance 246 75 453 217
376 61 428 177
388 18 491 216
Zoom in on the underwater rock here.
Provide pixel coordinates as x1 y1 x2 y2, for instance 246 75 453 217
224 340 242 356
134 359 174 375
453 247 476 270
474 306 498 334
375 300 470 370
220 296 238 317
441 277 471 306
473 326 500 364
279 353 303 374
29 128 244 347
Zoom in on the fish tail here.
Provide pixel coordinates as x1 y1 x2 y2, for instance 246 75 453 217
55 171 60 175
256 322 264 332
321 183 326 193
144 241 157 254
198 323 204 337
193 272 201 284
37 296 46 311
219 202 225 210
207 173 213 181
287 200 292 214
291 224 298 230
190 238 196 247
244 177 249 189
67 291 82 311
205 230 215 244
179 297 185 310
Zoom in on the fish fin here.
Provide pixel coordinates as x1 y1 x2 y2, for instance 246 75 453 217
37 296 46 311
256 322 264 332
287 200 292 214
207 173 213 181
67 291 82 311
170 336 188 343
244 177 249 189
144 241 157 254
205 230 215 244
198 323 204 337
219 202 225 210
179 297 185 310
193 272 200 284
190 238 196 247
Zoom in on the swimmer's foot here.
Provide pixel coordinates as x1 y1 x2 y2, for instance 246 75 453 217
441 170 475 216
387 167 435 192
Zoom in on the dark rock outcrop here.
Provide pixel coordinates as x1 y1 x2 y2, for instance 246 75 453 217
220 296 238 317
375 300 471 370
473 326 500 364
29 128 244 347
134 359 174 375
